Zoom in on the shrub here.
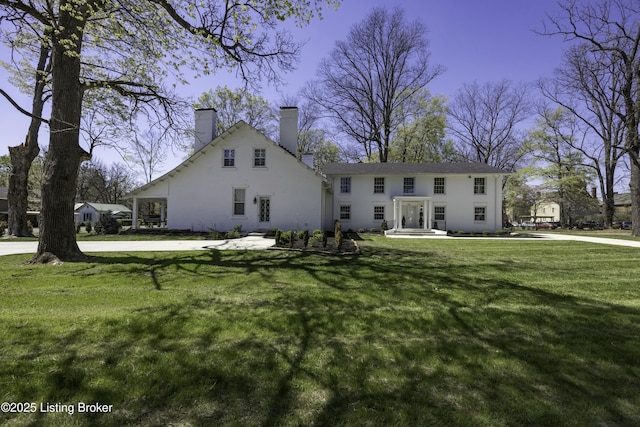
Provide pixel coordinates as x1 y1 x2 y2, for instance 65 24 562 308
302 230 310 248
225 229 241 239
27 220 33 235
0 221 7 236
85 221 92 234
209 229 224 239
358 228 365 234
99 212 121 234
274 229 282 244
381 220 388 231
76 224 81 234
369 228 378 233
279 231 292 245
322 230 328 248
289 230 296 248
94 221 103 234
267 227 279 237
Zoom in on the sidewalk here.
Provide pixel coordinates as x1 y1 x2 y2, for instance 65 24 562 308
0 234 276 257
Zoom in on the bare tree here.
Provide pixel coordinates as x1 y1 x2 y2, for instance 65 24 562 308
77 160 138 204
0 0 337 262
448 80 532 171
538 43 627 228
305 7 443 162
542 0 640 235
194 86 277 139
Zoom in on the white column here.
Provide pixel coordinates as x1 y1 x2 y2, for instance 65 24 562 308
423 200 428 230
160 199 166 227
132 198 139 230
393 198 398 229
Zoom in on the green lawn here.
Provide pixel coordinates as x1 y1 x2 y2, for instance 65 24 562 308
1 237 639 426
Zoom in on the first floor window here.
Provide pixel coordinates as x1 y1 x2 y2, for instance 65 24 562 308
340 205 351 220
233 188 245 216
224 149 235 167
474 177 486 194
403 177 415 194
83 213 92 222
340 177 351 193
434 206 446 221
474 206 486 222
254 148 266 167
374 206 385 220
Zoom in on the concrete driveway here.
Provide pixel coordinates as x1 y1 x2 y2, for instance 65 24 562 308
0 234 276 257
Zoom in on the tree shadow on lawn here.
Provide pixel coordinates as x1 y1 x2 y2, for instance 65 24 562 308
4 246 640 425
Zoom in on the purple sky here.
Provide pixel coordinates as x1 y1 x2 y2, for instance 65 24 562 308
0 0 568 175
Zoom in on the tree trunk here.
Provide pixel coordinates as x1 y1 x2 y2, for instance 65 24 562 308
630 150 640 237
8 143 39 237
30 4 88 263
8 34 50 237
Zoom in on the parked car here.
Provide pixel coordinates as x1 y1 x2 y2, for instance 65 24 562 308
576 220 603 230
621 221 632 230
535 222 556 230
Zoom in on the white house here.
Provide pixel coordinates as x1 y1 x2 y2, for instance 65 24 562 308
75 202 132 225
323 162 507 233
128 108 332 232
127 108 508 234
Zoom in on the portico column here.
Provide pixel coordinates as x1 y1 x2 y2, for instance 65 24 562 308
423 199 428 230
160 200 166 227
132 198 138 230
393 198 398 229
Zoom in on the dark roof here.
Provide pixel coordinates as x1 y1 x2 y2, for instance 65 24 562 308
322 162 508 175
0 186 7 200
614 193 631 206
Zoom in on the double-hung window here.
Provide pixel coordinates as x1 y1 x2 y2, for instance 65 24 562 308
340 177 351 193
374 206 385 220
434 206 446 221
434 177 445 194
474 177 486 194
254 149 266 167
340 205 351 220
233 188 245 216
223 149 235 167
374 177 385 194
474 206 486 222
403 177 415 194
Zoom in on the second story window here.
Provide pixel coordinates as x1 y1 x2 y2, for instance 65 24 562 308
340 177 351 193
474 177 486 194
374 177 385 193
403 177 415 194
434 177 445 194
223 149 235 167
254 149 266 167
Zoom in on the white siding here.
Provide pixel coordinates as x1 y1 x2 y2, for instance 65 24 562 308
329 173 504 232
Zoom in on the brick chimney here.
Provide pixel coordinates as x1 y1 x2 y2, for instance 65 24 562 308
279 107 299 157
194 108 217 152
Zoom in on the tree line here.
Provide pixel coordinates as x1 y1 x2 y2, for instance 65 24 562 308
1 0 640 264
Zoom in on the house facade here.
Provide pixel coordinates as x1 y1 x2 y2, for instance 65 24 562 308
323 163 506 232
128 108 332 232
74 202 132 225
127 108 508 234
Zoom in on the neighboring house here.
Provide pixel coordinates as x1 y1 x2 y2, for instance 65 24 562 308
525 201 561 223
75 202 132 225
0 186 40 226
126 108 508 234
613 193 632 220
0 187 7 222
323 162 507 232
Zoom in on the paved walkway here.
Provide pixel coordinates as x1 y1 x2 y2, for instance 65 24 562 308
0 234 276 257
1 233 638 257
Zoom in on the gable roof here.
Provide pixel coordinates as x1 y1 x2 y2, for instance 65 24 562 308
0 186 7 200
75 202 132 213
127 120 327 198
322 162 508 175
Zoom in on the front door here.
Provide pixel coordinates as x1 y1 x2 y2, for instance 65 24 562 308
259 197 270 223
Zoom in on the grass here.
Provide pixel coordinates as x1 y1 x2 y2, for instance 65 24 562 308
1 237 639 426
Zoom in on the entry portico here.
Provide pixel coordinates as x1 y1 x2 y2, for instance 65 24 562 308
392 196 432 230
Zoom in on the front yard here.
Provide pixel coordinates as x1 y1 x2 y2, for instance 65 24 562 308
1 237 639 426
